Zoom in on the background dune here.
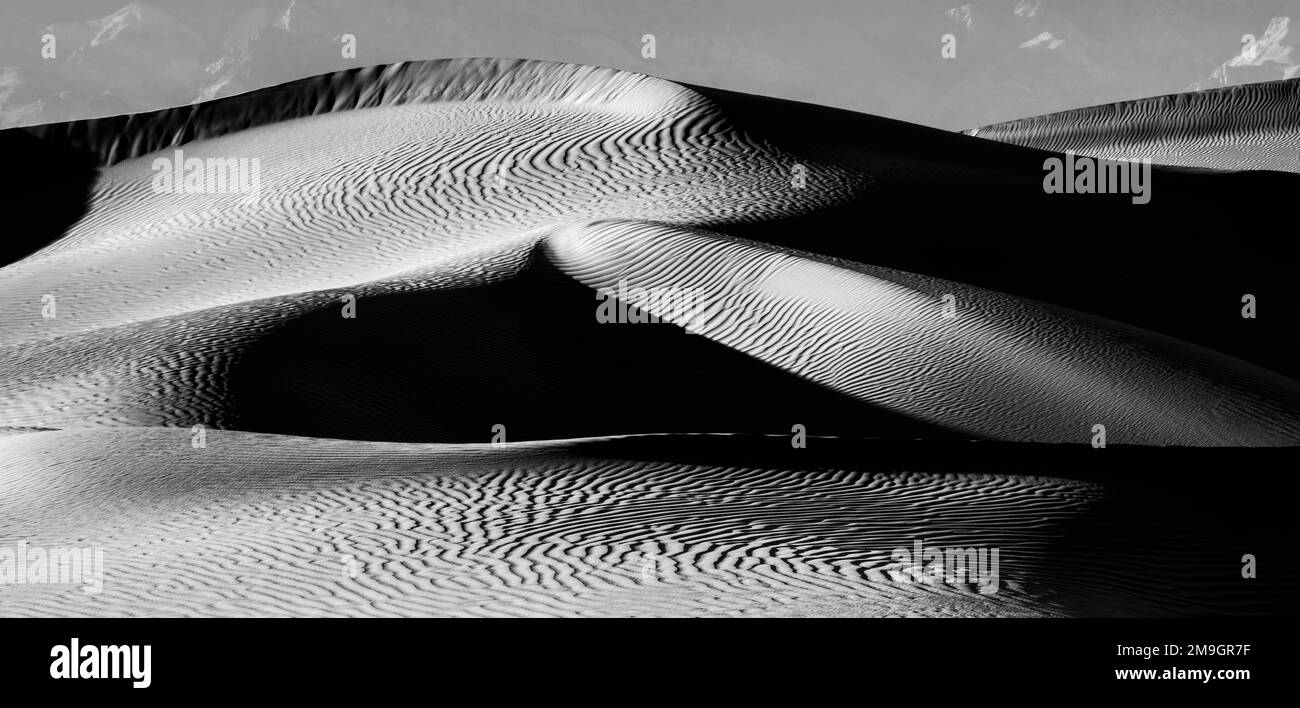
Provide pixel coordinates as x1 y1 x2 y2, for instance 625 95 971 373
967 77 1300 172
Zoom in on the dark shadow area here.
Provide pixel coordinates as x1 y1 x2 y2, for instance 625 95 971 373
226 256 960 444
0 128 97 267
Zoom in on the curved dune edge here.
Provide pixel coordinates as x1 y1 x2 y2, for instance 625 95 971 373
1 58 1297 447
965 78 1300 173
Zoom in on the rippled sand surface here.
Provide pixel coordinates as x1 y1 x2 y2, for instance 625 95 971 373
967 78 1300 173
1 59 1295 616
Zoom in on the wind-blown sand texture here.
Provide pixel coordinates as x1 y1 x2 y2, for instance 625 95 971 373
966 78 1300 173
2 59 1296 616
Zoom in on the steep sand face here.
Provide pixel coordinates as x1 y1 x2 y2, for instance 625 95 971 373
966 78 1300 173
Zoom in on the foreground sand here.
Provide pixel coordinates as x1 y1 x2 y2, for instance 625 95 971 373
967 78 1300 173
3 427 1266 618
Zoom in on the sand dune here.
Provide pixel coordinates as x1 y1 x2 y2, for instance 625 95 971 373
1 58 1296 616
966 78 1300 172
3 60 1297 444
3 60 863 343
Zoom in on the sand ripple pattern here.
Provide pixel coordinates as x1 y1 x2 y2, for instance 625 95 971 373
0 428 1120 617
967 78 1300 173
547 220 1300 445
2 59 1297 617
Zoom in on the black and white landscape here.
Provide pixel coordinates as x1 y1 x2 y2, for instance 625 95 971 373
0 2 1297 618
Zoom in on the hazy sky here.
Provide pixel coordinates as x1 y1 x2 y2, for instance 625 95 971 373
2 0 1297 130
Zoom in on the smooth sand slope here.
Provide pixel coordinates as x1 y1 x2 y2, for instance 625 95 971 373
966 78 1300 173
1 59 1297 616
